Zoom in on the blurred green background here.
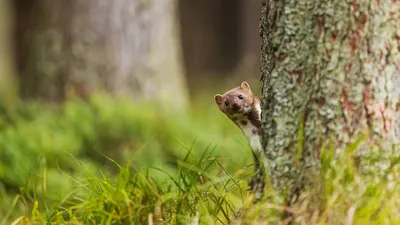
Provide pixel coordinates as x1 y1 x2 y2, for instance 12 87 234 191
0 0 262 222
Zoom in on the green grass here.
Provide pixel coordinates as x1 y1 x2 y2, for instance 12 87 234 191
0 93 251 224
20 148 246 224
7 142 400 225
1 94 400 224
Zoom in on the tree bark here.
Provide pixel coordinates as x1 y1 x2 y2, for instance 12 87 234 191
15 0 188 109
233 0 261 80
0 0 16 109
260 0 400 204
178 0 242 87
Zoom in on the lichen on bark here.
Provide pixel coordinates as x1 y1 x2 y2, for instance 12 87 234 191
260 0 400 204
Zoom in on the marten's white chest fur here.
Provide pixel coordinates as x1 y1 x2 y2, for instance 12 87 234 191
241 121 263 154
231 111 262 154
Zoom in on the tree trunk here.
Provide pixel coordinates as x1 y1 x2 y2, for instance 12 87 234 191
0 0 16 109
178 0 242 89
260 0 400 204
15 0 188 109
232 0 261 81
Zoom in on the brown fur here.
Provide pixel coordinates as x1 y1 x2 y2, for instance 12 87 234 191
214 81 261 128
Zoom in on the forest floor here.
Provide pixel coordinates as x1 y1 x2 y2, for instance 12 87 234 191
1 94 400 225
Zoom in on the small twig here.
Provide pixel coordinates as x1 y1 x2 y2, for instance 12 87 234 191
148 213 153 225
190 211 200 225
346 206 356 225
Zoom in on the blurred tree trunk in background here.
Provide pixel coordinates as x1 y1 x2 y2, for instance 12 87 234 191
14 0 188 110
233 0 261 79
179 0 241 88
179 0 262 91
0 0 16 111
260 0 400 207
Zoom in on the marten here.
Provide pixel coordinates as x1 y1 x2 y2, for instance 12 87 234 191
214 81 268 202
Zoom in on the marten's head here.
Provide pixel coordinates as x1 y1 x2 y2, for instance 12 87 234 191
214 81 257 117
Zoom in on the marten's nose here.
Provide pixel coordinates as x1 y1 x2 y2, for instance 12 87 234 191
232 103 239 111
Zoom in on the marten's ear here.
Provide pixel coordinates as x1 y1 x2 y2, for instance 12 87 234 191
240 81 251 91
214 94 223 105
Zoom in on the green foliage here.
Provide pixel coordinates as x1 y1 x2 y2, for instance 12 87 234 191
0 94 250 224
7 142 400 225
1 95 400 224
24 148 246 225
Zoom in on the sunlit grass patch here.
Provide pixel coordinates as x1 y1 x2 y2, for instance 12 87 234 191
9 143 400 225
19 147 249 225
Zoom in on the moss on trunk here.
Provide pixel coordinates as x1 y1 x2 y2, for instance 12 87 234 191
260 0 400 204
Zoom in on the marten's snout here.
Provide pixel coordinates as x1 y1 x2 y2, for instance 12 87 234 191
231 103 240 112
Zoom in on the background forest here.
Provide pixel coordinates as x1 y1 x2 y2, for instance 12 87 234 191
1 0 400 224
0 0 261 224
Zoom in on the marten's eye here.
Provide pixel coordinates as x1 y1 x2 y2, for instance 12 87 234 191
238 95 244 100
224 100 229 106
